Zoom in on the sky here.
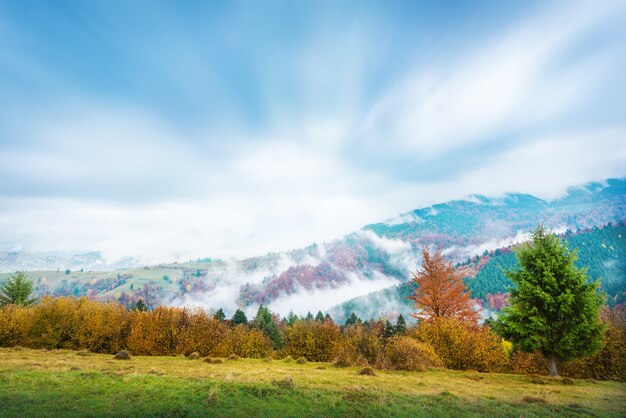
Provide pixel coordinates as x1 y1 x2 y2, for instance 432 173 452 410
1 0 625 265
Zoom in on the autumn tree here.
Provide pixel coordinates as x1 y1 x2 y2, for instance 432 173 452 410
0 272 37 307
408 249 478 323
493 224 605 377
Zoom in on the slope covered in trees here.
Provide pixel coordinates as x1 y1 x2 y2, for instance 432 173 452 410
331 221 626 320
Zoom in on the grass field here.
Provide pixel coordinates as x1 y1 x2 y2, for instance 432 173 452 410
0 348 624 417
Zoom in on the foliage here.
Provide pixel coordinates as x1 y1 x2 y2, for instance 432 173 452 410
252 305 282 348
376 337 442 371
283 319 340 362
0 272 37 307
493 225 606 376
412 317 509 373
231 308 248 326
409 249 478 322
395 314 407 335
212 325 274 358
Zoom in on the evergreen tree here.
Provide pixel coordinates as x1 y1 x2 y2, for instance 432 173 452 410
0 272 36 307
231 308 248 326
213 308 226 321
344 312 361 327
305 311 314 321
286 310 298 326
383 319 395 338
135 299 147 312
395 314 407 335
324 313 332 323
253 305 282 348
315 310 325 322
493 225 606 377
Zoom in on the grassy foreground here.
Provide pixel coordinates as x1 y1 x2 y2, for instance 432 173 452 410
0 348 624 417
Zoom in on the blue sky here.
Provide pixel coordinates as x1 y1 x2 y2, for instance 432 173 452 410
1 0 625 263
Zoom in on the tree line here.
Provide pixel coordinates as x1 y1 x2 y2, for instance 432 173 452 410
0 225 624 380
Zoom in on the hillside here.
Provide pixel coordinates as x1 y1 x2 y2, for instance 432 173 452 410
2 178 625 317
330 221 626 321
1 348 624 417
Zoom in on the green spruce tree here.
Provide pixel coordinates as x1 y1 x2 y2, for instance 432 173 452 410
315 310 325 322
231 308 248 326
0 272 36 307
395 314 407 335
286 310 298 326
213 308 226 321
253 305 282 348
493 225 606 376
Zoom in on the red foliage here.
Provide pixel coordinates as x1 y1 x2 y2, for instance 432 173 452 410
408 248 478 323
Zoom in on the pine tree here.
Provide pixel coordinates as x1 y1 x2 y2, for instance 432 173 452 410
383 319 395 338
395 314 407 335
408 248 478 322
213 308 226 321
344 312 361 327
493 225 606 377
134 299 147 312
286 310 298 326
253 305 282 348
315 310 325 322
0 272 36 307
305 311 314 321
324 313 332 323
231 308 248 326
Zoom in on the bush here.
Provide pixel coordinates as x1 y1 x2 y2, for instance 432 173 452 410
358 366 376 376
114 350 131 360
76 350 91 356
211 325 274 358
188 352 200 360
0 305 31 347
203 357 223 364
283 320 340 362
412 318 509 372
227 354 240 360
331 324 381 367
377 337 442 371
296 357 306 364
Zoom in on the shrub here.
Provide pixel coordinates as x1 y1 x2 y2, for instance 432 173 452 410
412 318 509 372
203 357 223 364
227 354 240 360
377 337 442 371
211 325 274 358
295 357 306 364
76 350 91 356
358 366 376 376
188 352 200 360
283 319 340 362
0 305 31 347
282 356 294 363
114 350 131 360
331 324 381 367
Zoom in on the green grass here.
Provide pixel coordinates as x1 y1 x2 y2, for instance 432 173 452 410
0 348 624 417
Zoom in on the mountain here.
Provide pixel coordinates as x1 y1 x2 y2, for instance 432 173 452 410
329 221 626 322
1 178 625 317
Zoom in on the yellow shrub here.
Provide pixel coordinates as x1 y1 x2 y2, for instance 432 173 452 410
376 337 442 371
211 325 274 358
176 309 228 356
283 320 340 362
0 305 32 347
411 318 509 373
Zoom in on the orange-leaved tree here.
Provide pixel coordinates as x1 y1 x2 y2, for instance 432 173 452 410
408 248 478 323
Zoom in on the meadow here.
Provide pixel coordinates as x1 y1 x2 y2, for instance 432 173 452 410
0 347 624 417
